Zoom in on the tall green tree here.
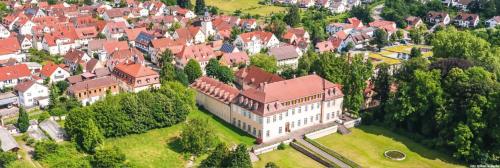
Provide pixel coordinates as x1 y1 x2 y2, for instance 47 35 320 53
66 108 103 153
205 58 220 77
177 0 192 9
184 59 203 83
216 66 235 84
265 18 287 40
284 6 301 27
17 107 29 133
250 54 278 73
342 55 373 115
311 52 346 84
350 5 373 23
373 63 392 119
159 49 177 82
194 0 206 15
372 29 388 51
410 47 422 58
179 118 217 155
224 144 251 168
200 143 229 168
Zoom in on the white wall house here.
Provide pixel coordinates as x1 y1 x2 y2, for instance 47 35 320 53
15 80 49 108
191 74 345 144
40 63 71 83
0 25 10 39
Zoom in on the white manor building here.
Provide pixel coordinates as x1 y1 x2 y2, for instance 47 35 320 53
191 74 345 144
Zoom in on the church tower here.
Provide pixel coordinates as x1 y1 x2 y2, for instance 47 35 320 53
201 10 215 37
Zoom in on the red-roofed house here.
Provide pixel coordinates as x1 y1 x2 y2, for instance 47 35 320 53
111 63 160 92
101 21 128 40
220 51 250 69
124 27 147 46
369 20 397 34
175 44 216 72
454 12 479 28
75 26 98 47
67 76 119 105
172 27 205 44
40 62 71 83
235 65 284 90
234 31 280 55
0 37 26 62
0 64 31 89
63 49 91 72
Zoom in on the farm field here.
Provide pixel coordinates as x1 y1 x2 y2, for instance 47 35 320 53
200 0 285 16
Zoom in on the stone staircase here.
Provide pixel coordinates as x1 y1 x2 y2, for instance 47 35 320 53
337 125 351 135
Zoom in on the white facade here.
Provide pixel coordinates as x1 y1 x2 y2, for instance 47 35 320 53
0 25 10 39
18 83 49 108
46 67 71 83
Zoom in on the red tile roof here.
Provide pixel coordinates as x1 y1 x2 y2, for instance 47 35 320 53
220 52 249 66
0 64 31 81
190 76 239 104
237 75 342 116
67 76 117 93
235 66 284 89
113 63 158 78
40 62 65 77
14 80 36 92
124 27 147 41
0 37 21 55
238 31 275 43
175 44 215 65
103 41 129 53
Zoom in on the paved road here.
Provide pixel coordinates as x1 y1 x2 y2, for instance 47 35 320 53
295 138 351 168
371 4 384 20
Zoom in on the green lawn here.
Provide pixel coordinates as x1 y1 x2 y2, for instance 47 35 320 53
103 109 255 168
200 0 285 16
252 147 324 168
315 125 464 168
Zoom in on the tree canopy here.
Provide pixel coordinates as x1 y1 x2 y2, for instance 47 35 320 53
250 54 278 73
184 59 203 83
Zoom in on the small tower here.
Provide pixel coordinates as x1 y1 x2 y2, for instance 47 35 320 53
201 9 215 37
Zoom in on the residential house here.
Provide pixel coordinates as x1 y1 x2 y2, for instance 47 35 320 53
174 44 216 72
0 64 31 89
234 66 284 90
219 51 249 69
427 11 451 25
17 35 33 51
454 12 479 28
67 76 119 105
268 45 302 69
124 27 147 46
135 31 155 52
111 63 160 92
14 80 49 108
405 16 423 30
486 16 500 28
106 48 145 70
282 28 310 46
173 27 206 44
0 24 10 39
101 21 128 40
74 26 98 47
63 49 91 72
233 31 280 55
0 37 26 62
40 62 71 83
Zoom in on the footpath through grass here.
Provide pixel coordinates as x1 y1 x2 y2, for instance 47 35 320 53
103 109 255 168
315 125 464 168
252 146 325 168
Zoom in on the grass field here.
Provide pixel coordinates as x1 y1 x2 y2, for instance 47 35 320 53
315 125 464 168
201 0 285 16
252 146 324 168
103 109 255 168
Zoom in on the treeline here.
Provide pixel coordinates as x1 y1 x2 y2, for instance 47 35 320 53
369 28 500 164
65 82 196 153
382 0 445 27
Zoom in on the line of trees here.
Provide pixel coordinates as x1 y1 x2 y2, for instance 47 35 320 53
65 82 195 153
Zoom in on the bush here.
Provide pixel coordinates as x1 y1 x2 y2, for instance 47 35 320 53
34 141 59 160
0 151 17 167
265 162 279 168
179 118 217 155
277 143 286 150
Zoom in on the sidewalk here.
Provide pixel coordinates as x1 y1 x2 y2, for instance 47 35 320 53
295 138 351 168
